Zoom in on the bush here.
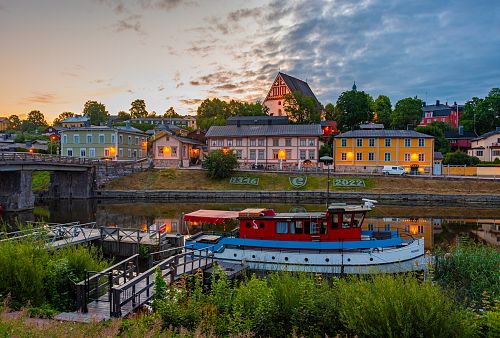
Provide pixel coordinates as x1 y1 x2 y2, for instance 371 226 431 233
204 149 238 179
443 151 481 165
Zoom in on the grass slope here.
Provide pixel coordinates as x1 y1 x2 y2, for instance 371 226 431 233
32 171 50 190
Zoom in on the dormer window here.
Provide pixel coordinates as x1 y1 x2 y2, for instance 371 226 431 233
278 101 281 105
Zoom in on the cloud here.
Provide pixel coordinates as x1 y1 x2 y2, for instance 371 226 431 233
23 93 57 104
158 85 165 91
179 98 203 105
139 0 184 11
113 14 145 34
176 82 184 88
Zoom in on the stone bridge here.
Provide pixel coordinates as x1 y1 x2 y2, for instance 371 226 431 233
0 152 147 211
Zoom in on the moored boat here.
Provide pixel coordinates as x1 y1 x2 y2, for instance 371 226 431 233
184 200 425 274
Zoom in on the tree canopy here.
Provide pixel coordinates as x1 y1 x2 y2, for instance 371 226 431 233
460 88 500 135
26 110 48 127
324 103 335 121
83 100 109 126
130 99 148 118
204 149 239 179
116 111 131 122
8 115 21 130
283 91 322 124
53 112 75 126
164 107 181 118
391 97 423 129
414 124 450 154
334 89 373 131
372 95 392 128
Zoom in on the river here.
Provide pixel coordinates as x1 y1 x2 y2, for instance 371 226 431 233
2 199 499 249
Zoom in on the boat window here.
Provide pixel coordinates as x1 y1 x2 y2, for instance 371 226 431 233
310 221 318 234
295 221 303 234
276 221 288 234
331 214 339 229
352 213 364 228
304 221 311 234
260 222 265 229
290 222 296 234
320 222 328 234
245 222 251 228
342 213 352 228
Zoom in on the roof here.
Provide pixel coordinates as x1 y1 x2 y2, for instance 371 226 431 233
61 116 89 123
206 124 323 138
335 130 434 138
151 131 204 146
444 130 478 139
227 116 289 125
430 109 452 117
360 123 384 129
114 126 145 134
183 210 239 223
472 128 500 141
279 72 322 108
61 125 146 135
0 117 7 122
434 152 443 160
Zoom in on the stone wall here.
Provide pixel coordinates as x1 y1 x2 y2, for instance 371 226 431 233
95 161 149 186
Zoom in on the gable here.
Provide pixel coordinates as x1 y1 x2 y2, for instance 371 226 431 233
264 73 291 102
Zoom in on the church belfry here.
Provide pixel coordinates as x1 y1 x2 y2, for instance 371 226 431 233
352 81 357 91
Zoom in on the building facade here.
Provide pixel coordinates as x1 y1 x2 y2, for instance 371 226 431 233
130 116 196 129
420 100 463 128
61 116 89 128
468 128 500 161
444 128 477 151
61 126 147 160
263 72 322 118
334 130 435 174
151 131 205 167
206 124 323 169
0 117 8 131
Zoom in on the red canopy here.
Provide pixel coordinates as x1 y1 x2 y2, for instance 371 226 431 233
183 209 239 224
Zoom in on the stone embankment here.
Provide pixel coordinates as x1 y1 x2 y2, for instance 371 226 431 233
96 190 500 205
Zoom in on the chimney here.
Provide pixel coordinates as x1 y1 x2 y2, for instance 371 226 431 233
436 99 440 106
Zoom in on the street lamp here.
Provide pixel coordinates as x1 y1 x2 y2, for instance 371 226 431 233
320 155 334 207
278 149 286 170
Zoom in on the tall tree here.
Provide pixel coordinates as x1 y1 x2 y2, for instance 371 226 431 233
8 115 21 130
26 110 48 127
460 88 500 135
83 100 109 126
130 99 148 118
414 125 450 154
283 91 322 124
391 97 423 129
164 107 181 118
334 90 373 131
324 103 335 120
53 112 75 126
372 95 392 128
116 111 131 122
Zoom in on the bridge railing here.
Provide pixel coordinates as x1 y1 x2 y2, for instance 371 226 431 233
0 152 96 165
110 246 215 317
100 227 162 245
46 221 98 248
0 221 81 242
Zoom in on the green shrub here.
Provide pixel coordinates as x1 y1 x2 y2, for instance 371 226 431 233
204 149 239 179
443 151 481 165
27 304 57 319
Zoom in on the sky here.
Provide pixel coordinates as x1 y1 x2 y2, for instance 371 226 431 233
0 0 499 122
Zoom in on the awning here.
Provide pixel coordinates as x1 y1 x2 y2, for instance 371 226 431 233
183 209 239 224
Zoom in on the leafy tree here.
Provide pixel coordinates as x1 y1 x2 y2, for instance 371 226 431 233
82 100 109 126
116 111 131 122
164 107 181 118
460 88 500 135
334 90 373 131
283 91 322 124
324 103 335 120
204 149 239 179
391 97 423 129
443 152 480 165
27 110 48 127
147 111 157 118
372 95 392 128
53 112 75 126
130 99 148 118
415 125 450 153
8 115 21 130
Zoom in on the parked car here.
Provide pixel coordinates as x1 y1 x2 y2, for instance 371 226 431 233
382 165 406 176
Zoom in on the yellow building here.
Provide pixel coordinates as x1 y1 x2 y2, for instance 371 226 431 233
334 130 435 174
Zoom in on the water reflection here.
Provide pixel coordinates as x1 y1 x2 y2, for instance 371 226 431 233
2 200 499 249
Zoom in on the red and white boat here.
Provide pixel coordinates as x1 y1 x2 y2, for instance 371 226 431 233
184 200 425 274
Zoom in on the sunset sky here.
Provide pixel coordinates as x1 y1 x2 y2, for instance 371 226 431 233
1 0 499 121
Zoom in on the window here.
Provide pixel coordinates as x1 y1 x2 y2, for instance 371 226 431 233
139 150 142 158
341 138 347 147
128 136 131 145
308 150 315 160
217 139 224 146
418 138 425 147
128 149 132 158
99 134 105 144
135 137 139 145
211 140 217 146
236 139 242 147
418 153 425 161
111 134 115 143
384 224 391 231
249 149 256 160
384 138 391 147
73 134 80 144
356 138 363 147
273 138 279 146
368 223 374 231
289 222 296 234
67 148 73 156
273 150 279 159
86 134 92 144
276 222 288 234
119 135 123 144
236 150 242 159
299 139 306 147
341 153 347 161
133 150 137 158
119 148 123 157
258 149 265 160
278 101 281 106
227 139 233 147
384 152 391 161
477 150 483 156
310 221 319 234
331 214 339 228
258 139 265 146
491 150 500 156
404 153 411 161
172 147 177 156
286 149 292 159
404 138 411 147
104 148 110 157
308 139 315 146
89 148 95 157
62 135 67 144
356 152 362 161
300 150 306 160
295 221 303 234
285 138 292 146
250 139 256 146
368 138 375 147
80 148 86 157
368 152 374 161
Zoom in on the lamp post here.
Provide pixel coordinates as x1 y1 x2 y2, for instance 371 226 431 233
320 155 334 207
278 149 286 171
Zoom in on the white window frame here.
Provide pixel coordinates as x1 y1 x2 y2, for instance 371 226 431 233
67 148 73 156
368 152 374 161
368 138 375 147
356 138 363 147
384 152 391 161
384 138 391 147
73 134 80 144
80 148 86 157
418 138 425 147
356 152 362 161
341 153 347 161
341 138 347 147
99 134 105 144
404 138 411 147
418 153 425 162
89 148 96 157
86 134 92 144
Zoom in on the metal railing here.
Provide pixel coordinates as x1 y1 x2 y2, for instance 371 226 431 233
100 227 162 245
0 152 96 165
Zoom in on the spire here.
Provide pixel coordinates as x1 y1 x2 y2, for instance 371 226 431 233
352 81 357 91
